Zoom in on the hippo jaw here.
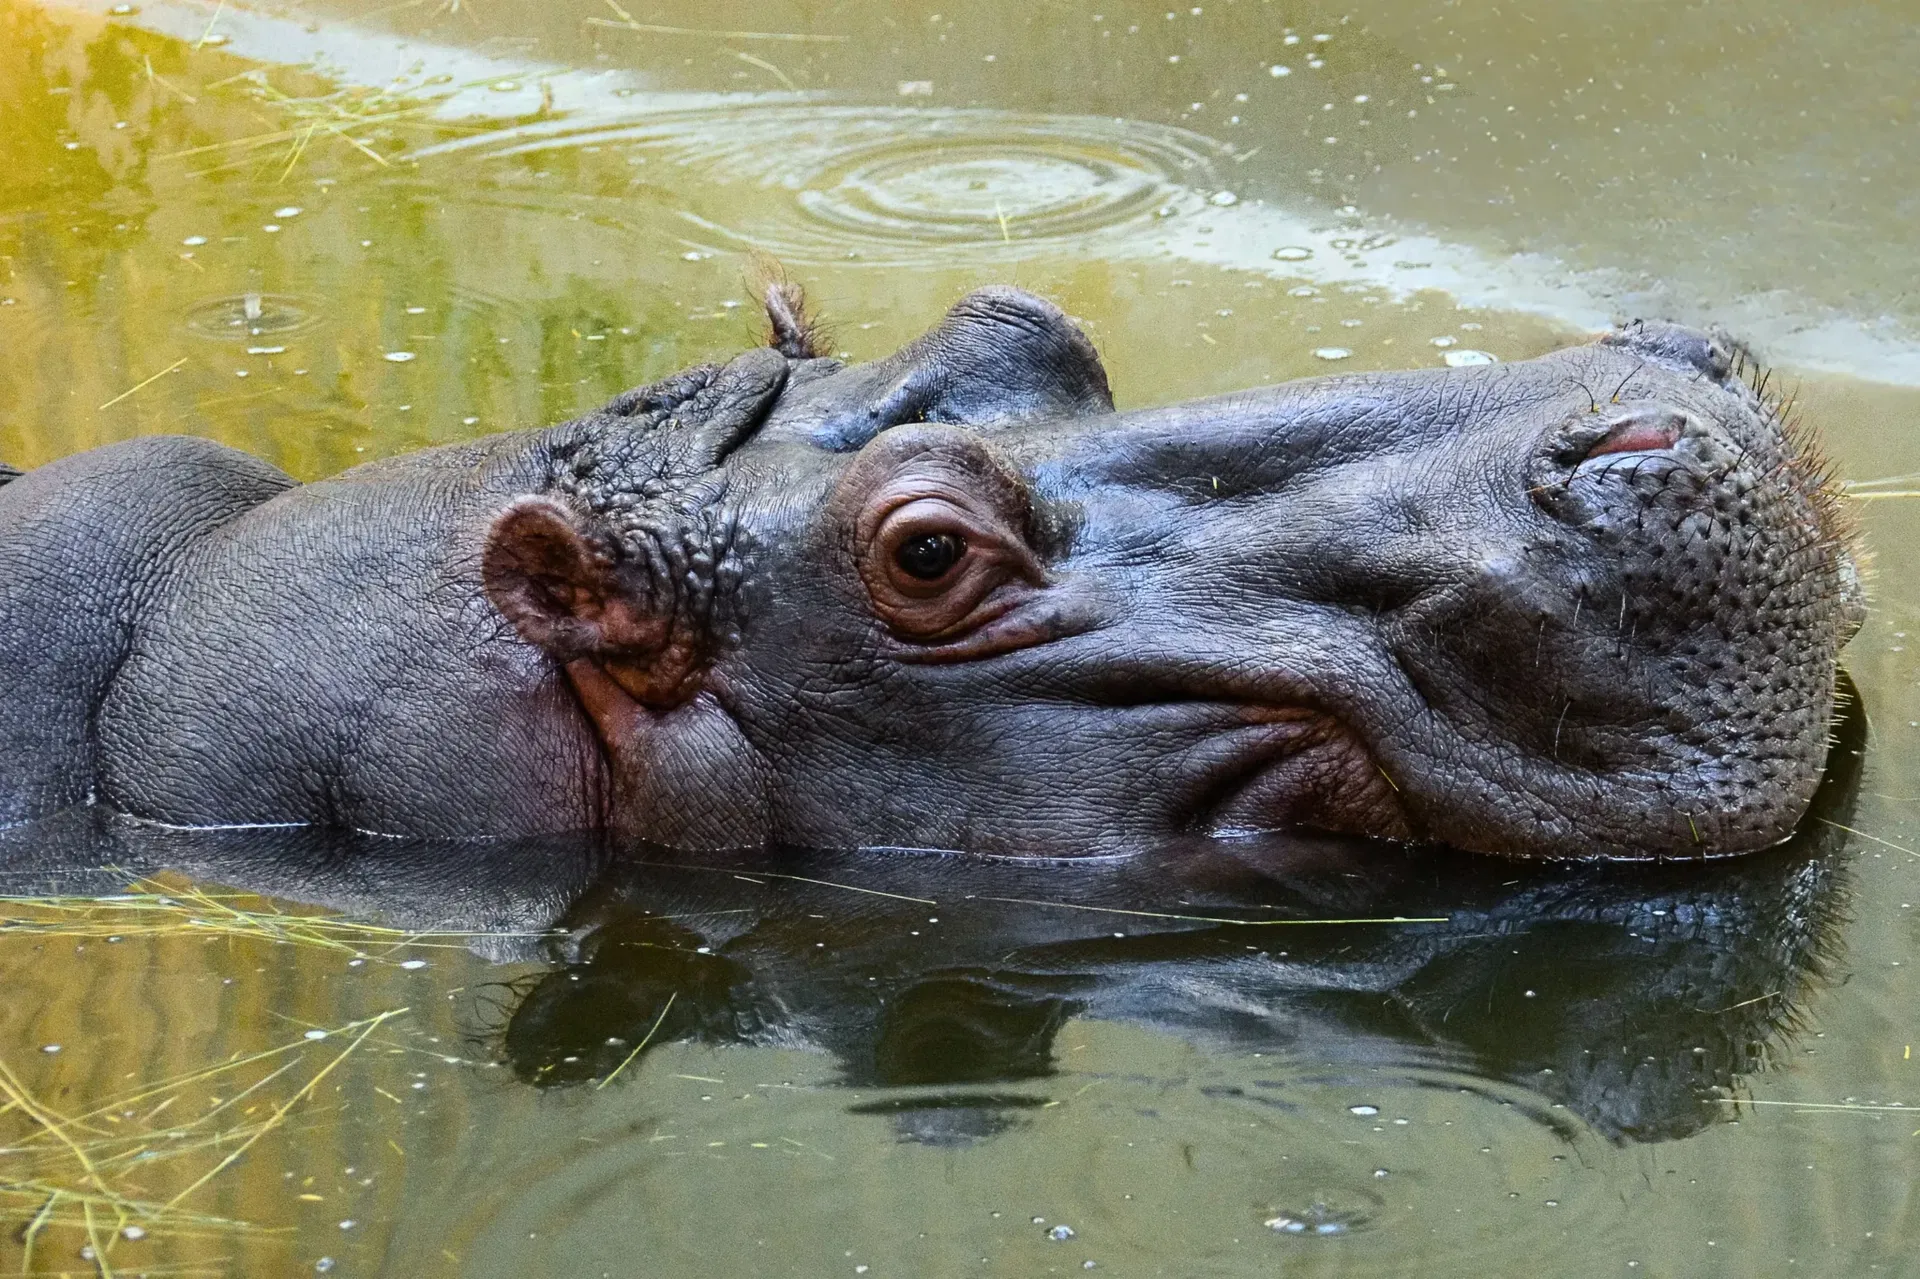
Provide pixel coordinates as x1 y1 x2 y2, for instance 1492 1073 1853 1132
483 291 1861 860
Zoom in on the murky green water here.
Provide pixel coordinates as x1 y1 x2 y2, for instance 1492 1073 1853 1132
1 0 1918 1274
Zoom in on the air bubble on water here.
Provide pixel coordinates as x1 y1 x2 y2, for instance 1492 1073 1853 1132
304 1030 329 1040
405 306 426 315
122 1225 146 1240
1313 347 1352 361
262 224 282 234
41 1045 60 1054
463 416 480 425
314 1257 334 1273
1443 349 1497 367
383 351 416 363
274 206 303 218
247 346 286 355
1208 190 1239 206
1430 335 1457 347
401 959 427 969
339 1219 357 1230
1340 318 1362 327
183 235 207 246
1270 64 1292 76
490 80 521 92
1348 1104 1379 1115
1288 285 1317 297
1048 1225 1076 1241
1373 1169 1389 1178
1272 246 1312 261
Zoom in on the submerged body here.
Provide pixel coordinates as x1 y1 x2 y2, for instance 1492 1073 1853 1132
0 288 1862 858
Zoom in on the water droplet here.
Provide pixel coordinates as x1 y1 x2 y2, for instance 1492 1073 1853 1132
383 351 416 363
1443 349 1497 367
1313 347 1352 361
1271 245 1312 261
315 1258 334 1273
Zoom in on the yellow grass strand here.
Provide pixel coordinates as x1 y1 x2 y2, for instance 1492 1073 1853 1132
976 896 1448 926
160 1008 407 1214
97 357 187 410
629 861 939 905
597 992 678 1090
1818 818 1920 859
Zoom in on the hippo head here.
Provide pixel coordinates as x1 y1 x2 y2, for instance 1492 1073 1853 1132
481 287 1862 859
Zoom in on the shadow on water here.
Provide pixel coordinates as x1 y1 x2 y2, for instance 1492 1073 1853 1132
0 678 1871 1152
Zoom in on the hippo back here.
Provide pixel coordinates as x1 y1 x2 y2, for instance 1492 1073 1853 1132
0 436 293 825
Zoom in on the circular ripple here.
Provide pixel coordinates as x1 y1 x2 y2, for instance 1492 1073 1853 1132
184 293 320 341
790 132 1193 249
422 105 1234 267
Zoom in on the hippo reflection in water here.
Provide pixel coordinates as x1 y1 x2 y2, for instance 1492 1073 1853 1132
0 286 1862 857
0 697 1866 1146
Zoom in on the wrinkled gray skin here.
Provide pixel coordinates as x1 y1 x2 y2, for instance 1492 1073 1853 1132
0 288 1863 858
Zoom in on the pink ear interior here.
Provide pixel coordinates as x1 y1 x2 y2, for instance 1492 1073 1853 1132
481 496 614 661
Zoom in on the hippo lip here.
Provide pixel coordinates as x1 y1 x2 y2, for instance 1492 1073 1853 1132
1199 706 1414 842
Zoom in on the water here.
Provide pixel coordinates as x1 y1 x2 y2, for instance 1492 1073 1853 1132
1 0 1917 1274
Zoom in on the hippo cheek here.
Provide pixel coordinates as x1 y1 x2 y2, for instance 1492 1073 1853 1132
1200 708 1414 841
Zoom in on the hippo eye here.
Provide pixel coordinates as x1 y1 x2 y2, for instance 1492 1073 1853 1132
896 532 966 581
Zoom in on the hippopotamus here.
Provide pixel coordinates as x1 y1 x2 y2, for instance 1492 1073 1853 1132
0 286 1862 858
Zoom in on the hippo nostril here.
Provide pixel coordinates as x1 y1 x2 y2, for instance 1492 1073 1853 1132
1581 406 1688 461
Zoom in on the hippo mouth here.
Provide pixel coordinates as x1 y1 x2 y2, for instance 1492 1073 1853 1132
1198 706 1413 842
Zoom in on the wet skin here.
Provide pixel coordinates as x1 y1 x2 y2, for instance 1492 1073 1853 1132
0 287 1862 858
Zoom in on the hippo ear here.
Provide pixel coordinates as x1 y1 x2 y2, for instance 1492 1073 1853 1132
482 497 669 665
